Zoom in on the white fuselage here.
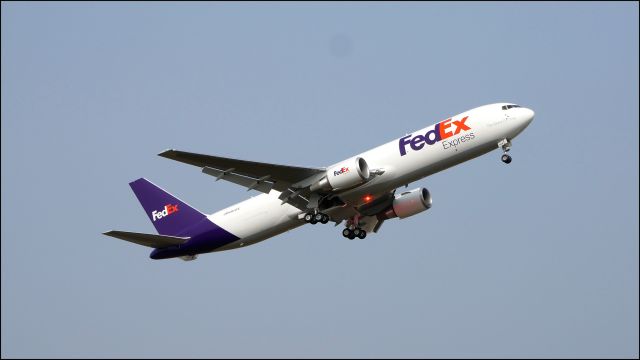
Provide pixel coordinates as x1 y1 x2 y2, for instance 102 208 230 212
209 103 534 251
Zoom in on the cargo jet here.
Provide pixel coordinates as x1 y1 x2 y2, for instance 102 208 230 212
104 103 534 260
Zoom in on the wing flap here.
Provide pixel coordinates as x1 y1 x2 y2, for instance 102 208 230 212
103 230 190 248
202 166 275 194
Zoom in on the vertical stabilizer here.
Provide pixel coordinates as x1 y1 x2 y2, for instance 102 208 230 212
129 178 206 236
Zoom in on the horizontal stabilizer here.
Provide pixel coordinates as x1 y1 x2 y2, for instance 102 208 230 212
103 230 189 248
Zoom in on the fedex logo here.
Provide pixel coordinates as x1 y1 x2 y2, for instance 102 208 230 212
333 167 350 176
399 116 471 156
152 204 179 221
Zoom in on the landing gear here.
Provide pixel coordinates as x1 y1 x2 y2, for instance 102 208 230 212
342 216 368 240
320 213 330 224
304 211 330 224
342 228 356 240
498 138 513 164
342 224 367 240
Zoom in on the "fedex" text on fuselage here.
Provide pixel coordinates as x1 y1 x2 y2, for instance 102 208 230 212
399 116 472 156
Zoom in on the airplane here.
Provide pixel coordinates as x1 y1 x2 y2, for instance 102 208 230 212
104 103 534 261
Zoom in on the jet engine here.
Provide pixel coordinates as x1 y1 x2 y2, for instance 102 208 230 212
381 187 432 219
310 157 370 192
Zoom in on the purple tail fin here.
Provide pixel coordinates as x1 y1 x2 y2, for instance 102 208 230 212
129 178 206 236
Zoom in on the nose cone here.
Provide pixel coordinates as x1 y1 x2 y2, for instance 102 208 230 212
522 107 535 126
508 107 535 138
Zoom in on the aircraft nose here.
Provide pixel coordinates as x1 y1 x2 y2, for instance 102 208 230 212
522 107 535 125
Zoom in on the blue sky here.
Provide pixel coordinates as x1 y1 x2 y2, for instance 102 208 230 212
2 2 638 358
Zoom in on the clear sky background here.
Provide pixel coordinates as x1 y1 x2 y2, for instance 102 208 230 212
2 2 638 358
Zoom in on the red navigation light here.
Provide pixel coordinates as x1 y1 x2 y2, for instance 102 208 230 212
363 195 373 203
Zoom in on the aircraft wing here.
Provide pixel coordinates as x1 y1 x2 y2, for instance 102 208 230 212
159 149 325 211
159 149 325 192
103 230 189 248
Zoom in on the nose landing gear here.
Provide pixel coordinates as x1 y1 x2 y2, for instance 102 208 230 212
498 138 513 164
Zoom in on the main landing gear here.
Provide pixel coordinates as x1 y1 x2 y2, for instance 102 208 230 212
342 216 367 240
303 211 330 224
303 211 367 240
498 138 513 164
342 226 367 240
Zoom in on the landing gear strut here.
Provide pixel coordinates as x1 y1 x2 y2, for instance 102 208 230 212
498 138 513 164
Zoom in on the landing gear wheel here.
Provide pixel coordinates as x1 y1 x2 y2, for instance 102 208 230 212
304 213 313 223
353 228 362 237
310 217 318 224
357 230 367 239
342 228 356 240
501 154 512 164
320 214 330 224
314 213 324 223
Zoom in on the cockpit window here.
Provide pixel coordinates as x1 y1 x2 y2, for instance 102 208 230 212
501 104 521 110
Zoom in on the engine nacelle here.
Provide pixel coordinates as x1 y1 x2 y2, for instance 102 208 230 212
382 187 432 219
310 157 370 191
